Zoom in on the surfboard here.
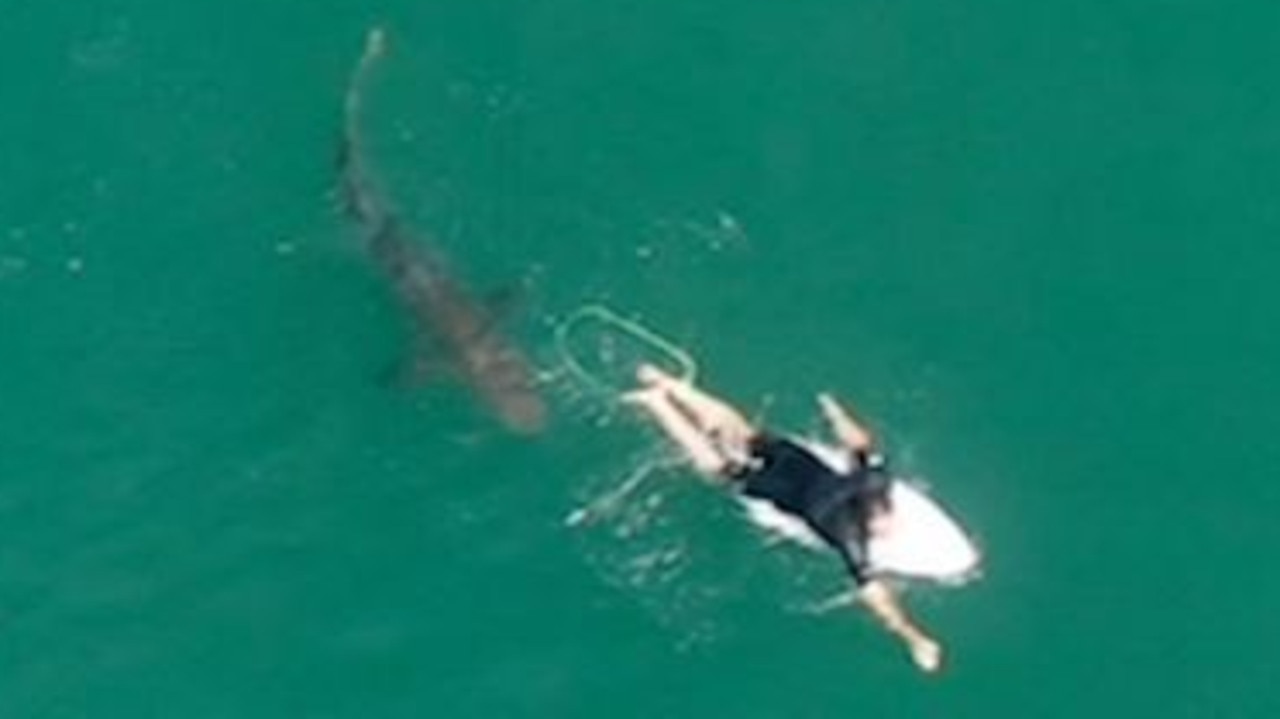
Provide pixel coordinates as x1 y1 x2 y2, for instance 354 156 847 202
742 440 981 583
866 481 981 582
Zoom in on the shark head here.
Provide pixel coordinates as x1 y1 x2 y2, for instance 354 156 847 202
468 347 547 434
491 384 547 434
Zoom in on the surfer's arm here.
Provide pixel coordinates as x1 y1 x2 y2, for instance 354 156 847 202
817 393 873 451
858 579 943 673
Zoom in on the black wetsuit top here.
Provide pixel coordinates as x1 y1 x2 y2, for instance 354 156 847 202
732 434 891 585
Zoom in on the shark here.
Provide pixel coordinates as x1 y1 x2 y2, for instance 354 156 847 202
338 28 546 435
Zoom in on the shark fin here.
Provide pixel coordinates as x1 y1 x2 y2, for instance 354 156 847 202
381 343 458 390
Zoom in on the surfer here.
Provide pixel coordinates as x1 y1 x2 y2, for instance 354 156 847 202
624 364 944 673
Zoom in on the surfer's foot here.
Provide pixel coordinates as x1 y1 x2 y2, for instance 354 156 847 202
620 384 667 409
636 363 681 388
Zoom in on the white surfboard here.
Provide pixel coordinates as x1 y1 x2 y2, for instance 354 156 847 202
740 440 981 584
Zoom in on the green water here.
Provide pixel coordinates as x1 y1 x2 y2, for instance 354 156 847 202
4 1 1279 716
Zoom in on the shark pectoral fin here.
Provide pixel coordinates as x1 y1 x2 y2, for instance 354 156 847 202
460 283 532 343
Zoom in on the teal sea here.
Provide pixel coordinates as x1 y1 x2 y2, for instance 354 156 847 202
3 1 1279 716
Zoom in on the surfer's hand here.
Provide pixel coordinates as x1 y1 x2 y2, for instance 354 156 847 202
909 637 943 674
816 393 842 426
816 392 874 450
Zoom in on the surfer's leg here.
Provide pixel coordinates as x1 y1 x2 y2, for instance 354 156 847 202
635 364 756 445
624 387 734 477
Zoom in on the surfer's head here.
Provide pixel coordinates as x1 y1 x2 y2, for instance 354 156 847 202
855 464 894 537
865 496 895 537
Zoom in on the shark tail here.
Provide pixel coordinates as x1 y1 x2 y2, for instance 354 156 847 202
339 27 392 232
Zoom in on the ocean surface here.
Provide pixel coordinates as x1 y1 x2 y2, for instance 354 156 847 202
3 1 1279 716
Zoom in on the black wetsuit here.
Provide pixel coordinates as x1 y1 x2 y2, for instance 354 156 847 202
732 434 891 585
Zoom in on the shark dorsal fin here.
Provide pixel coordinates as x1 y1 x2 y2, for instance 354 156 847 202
482 285 525 323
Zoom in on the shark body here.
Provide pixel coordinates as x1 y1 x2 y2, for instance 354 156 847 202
339 28 546 435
